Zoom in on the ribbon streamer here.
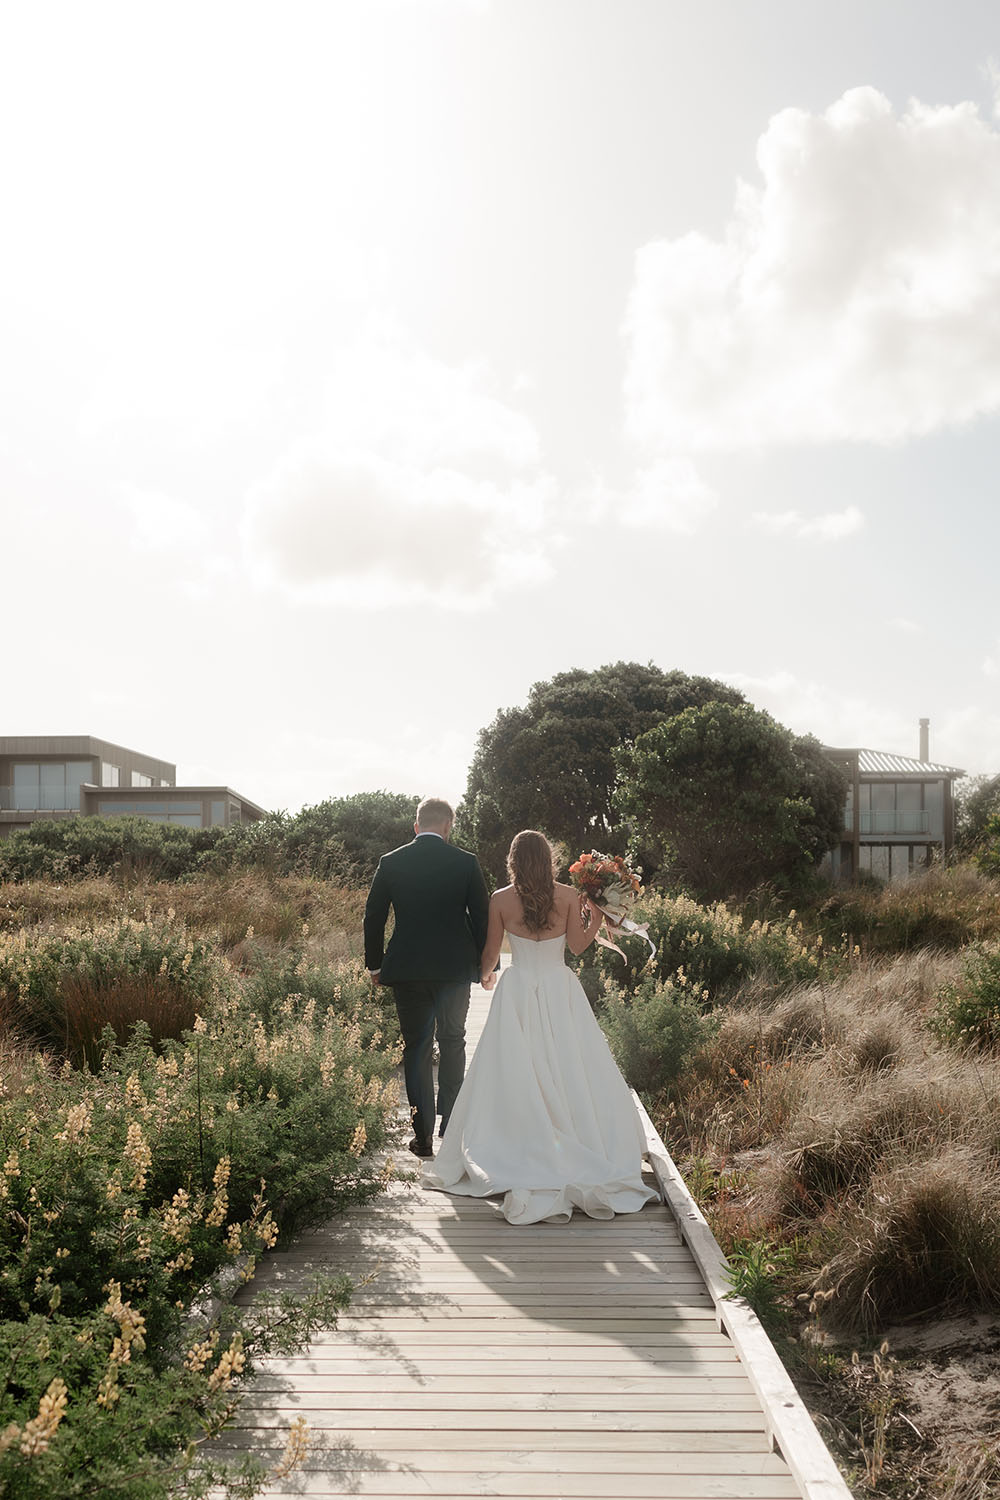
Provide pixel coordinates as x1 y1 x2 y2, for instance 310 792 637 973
591 904 656 965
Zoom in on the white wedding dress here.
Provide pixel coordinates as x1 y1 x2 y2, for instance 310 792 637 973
422 933 660 1225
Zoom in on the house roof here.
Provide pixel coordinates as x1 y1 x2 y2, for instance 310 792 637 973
824 746 965 778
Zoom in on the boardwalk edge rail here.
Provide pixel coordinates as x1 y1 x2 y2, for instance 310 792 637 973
633 1092 855 1500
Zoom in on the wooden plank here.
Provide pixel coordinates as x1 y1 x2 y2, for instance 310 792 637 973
245 1375 753 1394
296 1330 734 1347
239 1389 765 1411
256 1356 741 1376
234 1406 767 1429
223 1425 772 1451
332 1316 720 1331
212 1444 791 1475
213 1473 801 1498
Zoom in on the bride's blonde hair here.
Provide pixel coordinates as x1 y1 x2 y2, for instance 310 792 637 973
507 830 557 934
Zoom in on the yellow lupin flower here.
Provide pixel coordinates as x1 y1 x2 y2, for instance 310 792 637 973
208 1335 246 1391
184 1332 219 1373
56 1101 93 1144
123 1122 152 1191
18 1378 68 1457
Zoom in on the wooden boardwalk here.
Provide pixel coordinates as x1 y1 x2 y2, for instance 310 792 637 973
220 977 852 1500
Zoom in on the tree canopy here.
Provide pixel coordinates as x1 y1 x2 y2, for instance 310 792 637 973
615 702 847 901
460 662 745 883
955 773 1000 854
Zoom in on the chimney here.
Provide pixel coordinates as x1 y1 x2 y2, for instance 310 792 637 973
919 718 929 762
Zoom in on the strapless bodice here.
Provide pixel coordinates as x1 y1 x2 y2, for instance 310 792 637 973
507 931 567 976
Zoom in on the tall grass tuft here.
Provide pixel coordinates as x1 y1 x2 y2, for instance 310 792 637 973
816 1147 1000 1330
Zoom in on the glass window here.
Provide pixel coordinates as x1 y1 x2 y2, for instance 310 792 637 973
168 813 203 827
210 800 226 825
12 765 40 810
132 772 153 788
141 803 168 815
15 761 91 810
64 763 91 810
897 784 922 812
99 802 134 816
164 802 201 815
870 784 895 812
101 763 120 787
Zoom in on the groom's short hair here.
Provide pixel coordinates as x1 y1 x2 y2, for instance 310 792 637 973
416 797 454 829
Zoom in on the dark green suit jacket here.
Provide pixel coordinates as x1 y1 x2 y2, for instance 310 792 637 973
363 835 490 986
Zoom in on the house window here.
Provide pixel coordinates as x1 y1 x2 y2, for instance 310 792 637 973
12 762 92 811
101 763 120 787
860 783 930 835
132 772 153 788
97 800 204 827
210 800 226 826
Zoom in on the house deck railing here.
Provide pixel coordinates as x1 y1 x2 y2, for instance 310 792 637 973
844 810 931 835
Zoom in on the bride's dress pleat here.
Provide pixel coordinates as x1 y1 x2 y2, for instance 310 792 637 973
422 934 659 1225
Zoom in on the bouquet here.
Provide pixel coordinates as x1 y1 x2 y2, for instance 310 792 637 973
569 851 653 961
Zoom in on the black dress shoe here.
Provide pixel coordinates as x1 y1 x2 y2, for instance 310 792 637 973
408 1137 434 1158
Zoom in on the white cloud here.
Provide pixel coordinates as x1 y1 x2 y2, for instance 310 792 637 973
889 616 922 634
241 334 555 609
586 457 717 533
624 86 1000 452
751 505 865 540
983 648 1000 678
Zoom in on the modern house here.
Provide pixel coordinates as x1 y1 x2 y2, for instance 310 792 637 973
822 720 964 882
0 736 265 839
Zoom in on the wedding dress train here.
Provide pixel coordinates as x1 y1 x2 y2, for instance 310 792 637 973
422 933 660 1225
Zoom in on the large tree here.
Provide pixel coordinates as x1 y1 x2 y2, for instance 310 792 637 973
460 662 745 883
955 773 1000 854
615 702 847 901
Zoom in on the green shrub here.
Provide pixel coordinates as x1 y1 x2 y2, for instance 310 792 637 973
142 984 401 1231
0 817 226 884
0 918 230 1065
930 944 1000 1049
199 791 418 882
574 892 834 1006
599 975 714 1095
0 949 402 1497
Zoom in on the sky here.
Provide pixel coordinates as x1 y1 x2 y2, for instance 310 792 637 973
2 0 999 813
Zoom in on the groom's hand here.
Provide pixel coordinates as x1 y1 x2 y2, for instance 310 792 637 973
481 972 497 991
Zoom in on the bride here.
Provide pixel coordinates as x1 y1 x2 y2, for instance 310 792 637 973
422 830 660 1225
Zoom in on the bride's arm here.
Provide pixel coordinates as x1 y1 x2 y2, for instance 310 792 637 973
565 885 605 955
479 894 506 986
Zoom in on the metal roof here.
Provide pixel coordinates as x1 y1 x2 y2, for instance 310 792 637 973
824 746 965 778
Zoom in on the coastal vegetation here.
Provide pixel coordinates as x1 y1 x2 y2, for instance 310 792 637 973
0 874 401 1497
3 678 1000 1495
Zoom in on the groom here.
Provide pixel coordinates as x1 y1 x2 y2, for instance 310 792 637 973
364 798 490 1158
